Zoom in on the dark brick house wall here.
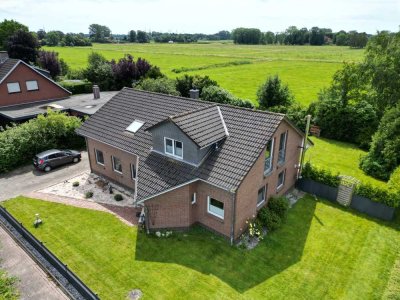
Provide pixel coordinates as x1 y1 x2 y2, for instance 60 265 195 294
0 63 70 107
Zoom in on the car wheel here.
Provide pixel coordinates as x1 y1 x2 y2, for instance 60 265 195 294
44 165 51 172
73 157 79 163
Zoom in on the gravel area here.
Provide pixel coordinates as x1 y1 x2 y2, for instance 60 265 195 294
38 172 135 207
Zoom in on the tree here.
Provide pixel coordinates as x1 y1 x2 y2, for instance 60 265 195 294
360 105 400 180
6 30 39 63
348 31 368 48
45 30 62 46
335 31 348 46
175 74 218 98
201 85 254 108
111 54 152 89
136 30 149 43
37 51 62 79
135 78 180 96
89 24 111 43
232 28 262 44
309 27 325 45
257 75 294 110
84 52 114 90
0 19 28 50
37 29 46 40
128 30 136 42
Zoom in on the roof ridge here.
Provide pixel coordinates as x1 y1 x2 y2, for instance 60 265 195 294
125 88 286 118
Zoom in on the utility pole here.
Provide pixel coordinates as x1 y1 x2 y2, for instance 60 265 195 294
299 114 311 178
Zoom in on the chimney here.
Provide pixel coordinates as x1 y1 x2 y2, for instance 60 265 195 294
93 85 100 99
189 89 199 99
0 51 9 64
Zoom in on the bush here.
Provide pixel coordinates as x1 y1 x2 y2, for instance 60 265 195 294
201 85 254 108
135 78 180 96
258 207 282 231
302 162 340 187
175 74 218 98
355 183 400 208
114 194 123 201
267 197 289 219
0 110 84 173
59 80 92 94
85 191 93 199
72 181 79 187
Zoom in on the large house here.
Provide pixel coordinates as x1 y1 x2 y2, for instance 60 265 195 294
77 88 308 242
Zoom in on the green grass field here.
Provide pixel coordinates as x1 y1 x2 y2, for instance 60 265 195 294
3 196 400 300
45 43 364 106
305 137 387 187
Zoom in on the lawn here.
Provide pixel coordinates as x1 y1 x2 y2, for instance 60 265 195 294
3 196 400 299
45 43 364 106
305 137 387 188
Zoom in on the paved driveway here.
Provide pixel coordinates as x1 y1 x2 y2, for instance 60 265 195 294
0 151 89 201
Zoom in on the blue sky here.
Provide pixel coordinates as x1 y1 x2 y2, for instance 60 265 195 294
1 0 399 34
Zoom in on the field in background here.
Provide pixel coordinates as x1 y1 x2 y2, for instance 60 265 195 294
45 43 364 106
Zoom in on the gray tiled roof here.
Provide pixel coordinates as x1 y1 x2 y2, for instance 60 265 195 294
149 105 229 148
0 59 19 83
76 88 285 201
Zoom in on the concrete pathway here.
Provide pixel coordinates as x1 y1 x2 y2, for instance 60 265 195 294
0 226 68 300
0 151 89 201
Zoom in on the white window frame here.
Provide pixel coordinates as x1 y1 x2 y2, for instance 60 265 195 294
207 196 224 219
164 137 183 159
191 192 197 205
130 163 136 180
95 149 104 166
126 120 144 133
264 138 274 175
7 82 21 93
112 155 122 174
26 80 39 91
278 131 288 165
277 169 286 190
257 185 266 207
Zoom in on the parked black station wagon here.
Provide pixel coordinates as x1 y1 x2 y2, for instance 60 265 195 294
33 149 81 172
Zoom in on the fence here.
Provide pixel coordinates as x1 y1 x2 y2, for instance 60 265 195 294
296 178 396 221
0 206 99 300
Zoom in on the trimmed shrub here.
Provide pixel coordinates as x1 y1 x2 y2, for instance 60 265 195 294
85 191 93 199
72 181 79 187
355 183 400 208
201 85 254 109
114 194 124 201
135 78 180 96
59 80 92 94
302 162 340 187
0 110 84 173
388 166 400 192
267 197 289 219
258 207 281 231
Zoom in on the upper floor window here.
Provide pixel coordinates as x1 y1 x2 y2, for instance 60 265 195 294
7 82 20 94
26 80 39 91
95 149 104 165
130 163 136 180
112 156 122 174
164 137 183 158
264 138 274 175
278 131 287 165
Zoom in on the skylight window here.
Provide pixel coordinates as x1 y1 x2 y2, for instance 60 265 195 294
126 120 144 133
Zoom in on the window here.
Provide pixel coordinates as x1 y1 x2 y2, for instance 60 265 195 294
191 193 197 204
207 196 224 219
131 163 136 180
277 170 286 189
257 186 266 207
126 120 144 133
26 80 38 91
164 138 183 158
95 149 104 165
7 82 20 93
112 156 122 173
278 131 287 165
264 138 274 174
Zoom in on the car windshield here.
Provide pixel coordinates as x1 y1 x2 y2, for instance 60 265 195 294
64 150 72 154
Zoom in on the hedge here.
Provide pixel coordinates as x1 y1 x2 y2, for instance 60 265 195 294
301 162 400 208
0 110 84 173
59 80 92 95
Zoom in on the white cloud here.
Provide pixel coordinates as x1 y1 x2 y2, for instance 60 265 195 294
0 0 398 33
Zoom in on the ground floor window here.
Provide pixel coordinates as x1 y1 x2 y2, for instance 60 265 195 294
277 170 286 189
95 149 104 165
112 156 122 173
257 185 266 207
207 196 224 219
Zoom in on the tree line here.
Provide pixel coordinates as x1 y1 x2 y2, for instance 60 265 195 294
232 27 370 48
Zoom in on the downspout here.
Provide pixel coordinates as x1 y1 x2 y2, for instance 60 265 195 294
85 137 92 173
230 190 237 245
298 114 311 178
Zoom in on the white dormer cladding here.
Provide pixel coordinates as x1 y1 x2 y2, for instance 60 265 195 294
126 120 144 133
